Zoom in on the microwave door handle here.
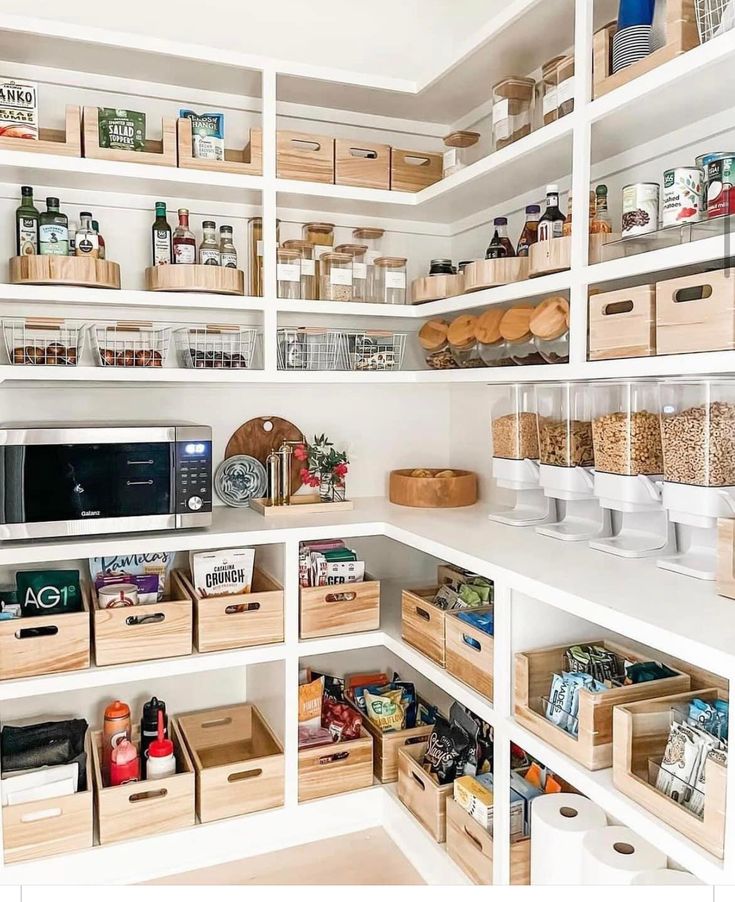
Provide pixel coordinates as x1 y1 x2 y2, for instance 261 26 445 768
170 442 177 515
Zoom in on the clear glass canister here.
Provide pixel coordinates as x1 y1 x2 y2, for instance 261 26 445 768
447 314 482 368
335 243 368 302
659 381 735 486
529 296 570 364
499 306 547 365
373 256 407 304
536 382 594 468
476 308 514 367
491 384 539 460
319 252 353 302
556 55 575 118
352 227 384 302
541 55 565 126
276 247 302 300
492 76 535 151
591 381 663 477
282 239 316 300
247 216 280 297
303 222 335 292
442 130 480 178
418 319 457 370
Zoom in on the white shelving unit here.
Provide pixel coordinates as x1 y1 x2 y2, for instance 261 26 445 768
0 0 733 887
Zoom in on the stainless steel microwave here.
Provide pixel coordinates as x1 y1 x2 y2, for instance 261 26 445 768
0 423 213 540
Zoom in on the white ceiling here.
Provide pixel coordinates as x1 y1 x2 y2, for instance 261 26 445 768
19 0 505 83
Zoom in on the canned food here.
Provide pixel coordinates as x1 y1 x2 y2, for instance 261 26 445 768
705 155 735 219
622 183 660 237
662 167 703 227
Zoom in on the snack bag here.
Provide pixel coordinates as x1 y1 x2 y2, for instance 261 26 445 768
298 675 324 727
97 108 146 152
181 109 225 161
364 689 405 733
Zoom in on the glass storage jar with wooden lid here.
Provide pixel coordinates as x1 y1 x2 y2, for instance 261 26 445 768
319 252 353 302
373 256 407 304
276 247 302 300
282 239 316 300
492 77 535 151
303 222 335 251
540 55 565 126
556 55 575 118
335 243 368 302
353 227 385 301
442 130 480 178
529 296 569 364
418 319 457 370
247 216 281 297
447 314 482 368
499 305 547 365
476 308 514 367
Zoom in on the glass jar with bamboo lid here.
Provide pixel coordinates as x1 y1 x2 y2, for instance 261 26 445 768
276 247 302 300
283 239 316 300
352 227 385 300
447 314 482 368
529 296 569 364
476 308 514 367
303 222 335 295
442 130 480 178
499 305 546 366
373 256 407 304
335 243 368 301
418 319 457 370
319 251 353 302
247 216 281 297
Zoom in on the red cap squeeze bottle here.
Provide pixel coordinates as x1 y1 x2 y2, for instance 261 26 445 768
146 710 175 780
109 738 140 786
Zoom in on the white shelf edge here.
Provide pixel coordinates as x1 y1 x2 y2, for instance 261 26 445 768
0 284 266 312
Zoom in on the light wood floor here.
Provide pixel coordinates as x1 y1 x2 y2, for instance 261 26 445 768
144 828 425 885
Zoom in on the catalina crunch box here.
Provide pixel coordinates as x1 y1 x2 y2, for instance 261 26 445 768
0 79 38 139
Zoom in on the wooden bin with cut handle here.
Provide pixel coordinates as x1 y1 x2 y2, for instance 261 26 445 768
91 723 195 845
655 268 735 355
348 698 432 784
82 106 177 166
299 575 380 640
177 703 285 823
176 567 284 654
177 117 262 175
588 284 656 360
397 742 453 842
277 130 334 183
298 726 373 802
2 731 93 864
401 585 447 667
0 105 81 156
514 639 691 770
613 687 728 858
444 606 494 701
335 138 391 190
390 148 443 192
445 799 532 885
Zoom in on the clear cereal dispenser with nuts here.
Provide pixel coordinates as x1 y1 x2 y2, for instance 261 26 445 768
588 381 674 560
488 383 556 527
658 380 735 579
533 383 611 542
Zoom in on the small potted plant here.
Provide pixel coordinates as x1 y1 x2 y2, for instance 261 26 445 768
295 434 349 503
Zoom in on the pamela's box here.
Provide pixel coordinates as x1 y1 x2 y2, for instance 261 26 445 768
0 79 38 140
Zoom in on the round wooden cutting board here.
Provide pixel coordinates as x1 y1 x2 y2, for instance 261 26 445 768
224 416 305 496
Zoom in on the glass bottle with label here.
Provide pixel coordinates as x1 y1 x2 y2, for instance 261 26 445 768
173 208 196 264
68 220 78 256
15 186 39 256
219 226 237 268
151 201 172 265
199 220 220 265
516 205 540 256
537 185 566 242
92 219 105 259
75 212 100 257
39 197 69 256
591 184 613 234
486 217 515 259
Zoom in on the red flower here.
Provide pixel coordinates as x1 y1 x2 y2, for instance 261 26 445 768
299 467 311 484
294 444 308 461
334 462 348 478
309 475 320 488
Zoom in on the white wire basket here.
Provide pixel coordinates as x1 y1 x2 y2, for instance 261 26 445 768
696 0 735 41
344 330 407 371
92 321 171 368
177 326 259 369
277 328 348 371
3 317 85 366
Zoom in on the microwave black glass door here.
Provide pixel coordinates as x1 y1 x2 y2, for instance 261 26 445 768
2 442 172 523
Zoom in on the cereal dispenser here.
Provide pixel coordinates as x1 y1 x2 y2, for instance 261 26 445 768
534 382 611 541
488 384 556 526
658 380 735 579
589 382 675 558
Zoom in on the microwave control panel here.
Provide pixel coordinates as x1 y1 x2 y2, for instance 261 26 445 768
174 439 213 515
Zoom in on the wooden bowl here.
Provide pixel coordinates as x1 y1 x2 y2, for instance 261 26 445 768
389 469 478 508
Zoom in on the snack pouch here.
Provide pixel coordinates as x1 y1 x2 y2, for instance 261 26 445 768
364 689 405 733
422 716 471 784
322 696 362 741
97 108 146 151
298 675 324 727
181 109 225 161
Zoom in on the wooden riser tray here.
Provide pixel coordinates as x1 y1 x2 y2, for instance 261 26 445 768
177 117 262 176
250 494 353 516
82 107 177 166
0 105 81 157
10 255 121 289
410 274 464 305
463 258 529 292
145 264 245 295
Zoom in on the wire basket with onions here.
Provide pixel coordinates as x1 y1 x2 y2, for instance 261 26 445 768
92 321 170 368
177 325 260 369
3 317 86 366
277 328 348 371
343 330 407 372
695 0 735 41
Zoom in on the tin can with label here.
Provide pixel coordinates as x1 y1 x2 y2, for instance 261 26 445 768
622 182 660 238
662 167 703 227
704 154 735 220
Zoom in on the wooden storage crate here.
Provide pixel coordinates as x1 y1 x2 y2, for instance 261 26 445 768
529 236 571 278
298 726 373 802
613 688 728 858
445 799 530 884
89 572 193 667
177 567 284 654
350 700 432 783
463 258 529 292
401 586 446 666
277 130 335 183
0 591 90 682
178 703 285 822
588 284 656 360
410 273 464 304
0 104 81 157
177 117 262 175
2 732 93 864
82 107 177 166
397 742 453 842
593 1 699 99
445 606 494 701
91 723 195 845
390 148 443 192
299 576 380 640
10 255 121 289
335 138 391 190
655 268 735 355
514 639 691 770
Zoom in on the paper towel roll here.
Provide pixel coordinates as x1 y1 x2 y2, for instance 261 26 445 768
581 826 668 884
530 792 608 884
632 869 703 885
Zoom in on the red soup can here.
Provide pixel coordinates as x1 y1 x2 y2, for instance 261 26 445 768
706 155 735 219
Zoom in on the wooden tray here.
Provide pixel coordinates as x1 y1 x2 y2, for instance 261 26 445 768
335 138 391 190
177 117 262 175
225 416 304 497
389 469 477 508
410 274 465 305
529 237 571 278
397 743 453 842
391 148 443 192
463 258 529 292
250 495 354 517
9 255 121 289
277 130 334 183
145 264 245 295
0 105 81 157
298 726 373 802
82 107 177 166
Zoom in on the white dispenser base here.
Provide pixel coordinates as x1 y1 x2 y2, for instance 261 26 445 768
488 457 558 527
590 472 675 558
535 465 611 541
